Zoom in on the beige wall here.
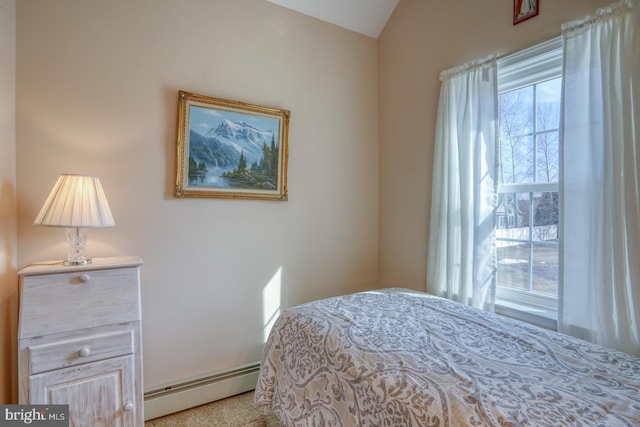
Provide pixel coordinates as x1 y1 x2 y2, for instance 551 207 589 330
378 0 612 290
15 0 379 390
0 0 17 404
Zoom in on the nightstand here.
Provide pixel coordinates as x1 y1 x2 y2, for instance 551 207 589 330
18 256 144 427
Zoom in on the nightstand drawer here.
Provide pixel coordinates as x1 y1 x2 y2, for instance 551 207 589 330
19 265 141 338
28 329 135 374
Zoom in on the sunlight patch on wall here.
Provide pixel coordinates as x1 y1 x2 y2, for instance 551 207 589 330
262 267 282 342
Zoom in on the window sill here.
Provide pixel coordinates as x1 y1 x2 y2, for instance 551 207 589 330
495 298 557 331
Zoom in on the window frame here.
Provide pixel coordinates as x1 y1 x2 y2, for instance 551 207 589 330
495 37 563 329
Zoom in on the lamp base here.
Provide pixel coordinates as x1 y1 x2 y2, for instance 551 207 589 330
63 258 92 266
65 227 91 266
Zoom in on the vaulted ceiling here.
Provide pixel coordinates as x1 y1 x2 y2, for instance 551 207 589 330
265 0 399 38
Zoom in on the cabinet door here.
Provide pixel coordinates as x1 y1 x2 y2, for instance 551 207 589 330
29 356 138 427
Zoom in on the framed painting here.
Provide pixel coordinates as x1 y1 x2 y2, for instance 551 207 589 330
513 0 539 25
175 91 289 200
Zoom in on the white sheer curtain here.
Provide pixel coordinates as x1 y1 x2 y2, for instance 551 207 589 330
560 0 640 355
427 57 497 311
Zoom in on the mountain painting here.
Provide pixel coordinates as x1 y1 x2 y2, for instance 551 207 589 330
175 91 289 201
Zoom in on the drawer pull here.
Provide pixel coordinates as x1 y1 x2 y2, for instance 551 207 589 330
123 402 134 412
79 274 90 283
78 347 91 357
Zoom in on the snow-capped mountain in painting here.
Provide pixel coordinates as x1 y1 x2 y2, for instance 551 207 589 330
203 119 274 166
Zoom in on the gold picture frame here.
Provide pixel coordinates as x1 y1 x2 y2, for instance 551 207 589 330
175 91 289 201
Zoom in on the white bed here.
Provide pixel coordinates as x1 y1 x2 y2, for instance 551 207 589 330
255 288 640 426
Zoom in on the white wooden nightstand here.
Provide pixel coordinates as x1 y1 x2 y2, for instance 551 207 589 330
18 256 144 427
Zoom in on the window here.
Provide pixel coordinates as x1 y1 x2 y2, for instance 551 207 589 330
495 38 562 326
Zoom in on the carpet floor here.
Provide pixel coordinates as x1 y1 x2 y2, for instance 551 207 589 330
144 391 283 427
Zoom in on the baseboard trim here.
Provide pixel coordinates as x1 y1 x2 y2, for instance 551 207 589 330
143 362 261 421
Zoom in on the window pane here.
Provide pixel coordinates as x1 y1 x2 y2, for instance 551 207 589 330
536 78 561 131
497 243 529 291
498 86 533 137
532 192 558 242
497 193 528 233
499 136 534 184
536 131 559 182
499 139 515 184
532 244 558 295
517 192 531 228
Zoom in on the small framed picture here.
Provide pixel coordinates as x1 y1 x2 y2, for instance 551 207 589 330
513 0 539 25
175 91 289 201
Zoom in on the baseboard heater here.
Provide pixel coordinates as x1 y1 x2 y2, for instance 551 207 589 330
143 361 261 421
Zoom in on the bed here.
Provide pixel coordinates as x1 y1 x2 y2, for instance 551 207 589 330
254 288 640 426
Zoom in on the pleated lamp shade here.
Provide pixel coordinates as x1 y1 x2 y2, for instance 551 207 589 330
34 174 115 228
34 174 115 265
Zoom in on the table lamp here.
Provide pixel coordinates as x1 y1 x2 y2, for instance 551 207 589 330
34 174 115 265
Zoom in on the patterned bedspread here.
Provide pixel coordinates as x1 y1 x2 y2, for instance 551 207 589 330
254 289 640 426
